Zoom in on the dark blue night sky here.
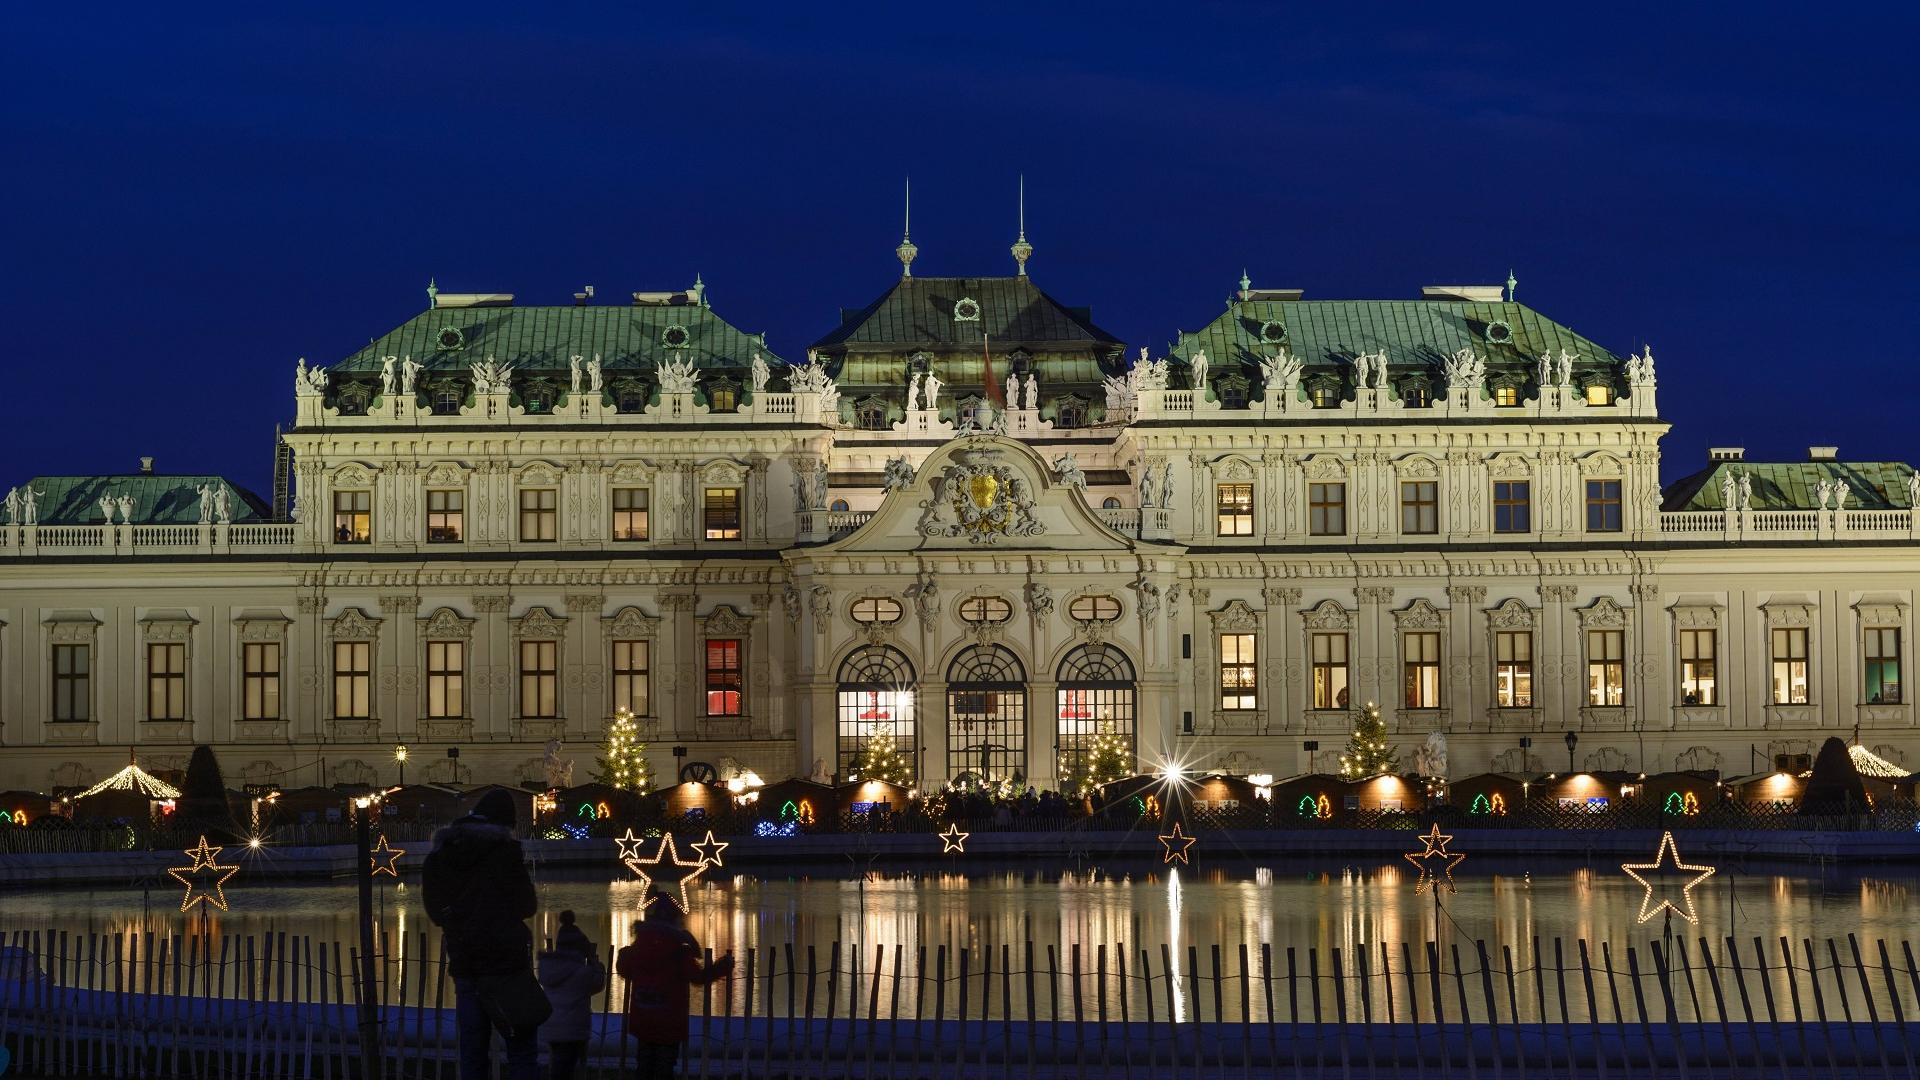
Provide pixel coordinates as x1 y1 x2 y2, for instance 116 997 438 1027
3 5 1914 492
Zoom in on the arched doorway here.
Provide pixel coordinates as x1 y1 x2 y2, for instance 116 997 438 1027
1056 644 1137 792
946 645 1027 787
836 645 917 782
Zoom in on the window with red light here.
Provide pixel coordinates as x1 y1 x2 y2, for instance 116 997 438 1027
706 638 743 715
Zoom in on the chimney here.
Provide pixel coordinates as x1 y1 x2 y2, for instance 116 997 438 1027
1808 446 1838 461
1708 447 1745 463
139 456 154 474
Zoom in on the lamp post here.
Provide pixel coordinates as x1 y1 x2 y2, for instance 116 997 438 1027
393 744 408 788
352 795 383 1080
1518 736 1532 772
1564 731 1579 774
672 745 688 784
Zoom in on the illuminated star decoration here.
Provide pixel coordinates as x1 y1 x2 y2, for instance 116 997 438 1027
613 828 648 861
369 834 406 877
1158 822 1198 865
938 823 969 853
690 829 730 868
1621 830 1716 924
624 833 709 915
169 835 240 912
1403 823 1467 894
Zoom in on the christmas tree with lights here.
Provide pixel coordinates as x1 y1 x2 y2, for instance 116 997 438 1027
595 707 653 793
851 729 913 785
1338 701 1397 778
1063 726 1134 796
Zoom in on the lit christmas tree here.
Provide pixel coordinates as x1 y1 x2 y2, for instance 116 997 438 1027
595 707 653 792
1338 701 1397 778
851 728 913 785
1062 726 1134 796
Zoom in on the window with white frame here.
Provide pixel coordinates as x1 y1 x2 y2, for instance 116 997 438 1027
1219 633 1257 710
1679 628 1717 705
242 642 280 720
519 488 557 542
1311 632 1349 710
612 487 649 541
1402 632 1440 708
519 640 558 718
1770 628 1809 705
147 643 186 721
1587 630 1625 706
427 641 464 718
1494 631 1532 708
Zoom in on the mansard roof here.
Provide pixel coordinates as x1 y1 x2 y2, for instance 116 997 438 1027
1663 460 1919 511
330 299 788 375
23 474 269 525
1171 298 1623 375
812 276 1124 353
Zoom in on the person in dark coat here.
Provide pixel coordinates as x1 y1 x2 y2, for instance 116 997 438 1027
537 910 604 1080
614 893 733 1079
422 789 539 1080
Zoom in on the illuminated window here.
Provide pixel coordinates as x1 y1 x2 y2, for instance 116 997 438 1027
1216 483 1254 536
519 488 557 542
53 644 89 722
1219 633 1257 710
242 642 280 720
1400 481 1438 534
1866 627 1902 704
851 597 904 624
1586 480 1623 532
1494 384 1520 407
427 641 464 718
426 489 463 543
1495 631 1532 707
1311 384 1338 408
836 645 916 780
1402 632 1440 708
1679 629 1717 705
519 640 558 718
1056 645 1136 792
706 638 744 715
333 641 371 719
1493 481 1530 533
333 490 371 544
1771 628 1809 704
612 640 650 716
707 381 738 413
1311 632 1349 710
1309 482 1346 536
1585 383 1614 406
147 643 186 721
948 645 1025 783
1587 630 1625 706
1068 595 1122 622
612 488 649 541
704 487 742 541
959 596 1013 624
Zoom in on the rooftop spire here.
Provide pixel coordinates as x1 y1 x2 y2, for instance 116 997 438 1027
1505 268 1517 303
426 277 439 307
1011 175 1033 276
1237 268 1251 300
895 177 917 279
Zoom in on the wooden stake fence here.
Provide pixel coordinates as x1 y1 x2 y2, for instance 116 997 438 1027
1 927 1918 1077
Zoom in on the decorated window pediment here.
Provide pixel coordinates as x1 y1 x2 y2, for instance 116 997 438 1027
138 610 198 642
424 461 470 487
610 376 650 414
1578 451 1626 477
604 605 661 639
1485 452 1532 479
701 459 749 485
1667 598 1723 629
704 604 754 637
1209 599 1260 634
1393 598 1445 630
1301 599 1351 630
1299 453 1347 480
519 376 559 414
44 611 100 644
417 606 476 641
1052 394 1089 428
1212 454 1257 483
335 382 373 416
233 610 291 642
1215 372 1251 409
609 459 655 485
1006 348 1033 373
1761 596 1816 627
517 460 564 487
1486 597 1535 629
1395 454 1439 480
329 607 382 641
1853 596 1909 627
854 395 891 430
512 606 567 640
1577 596 1629 629
332 463 376 488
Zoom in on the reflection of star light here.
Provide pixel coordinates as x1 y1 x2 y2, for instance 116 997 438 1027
369 834 406 877
1621 830 1716 924
1158 822 1197 865
1403 823 1466 894
1168 867 1187 1022
939 823 969 853
690 830 729 868
626 833 709 915
169 835 240 912
613 828 648 861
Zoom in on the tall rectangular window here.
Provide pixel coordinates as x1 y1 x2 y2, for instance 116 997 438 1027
704 488 742 540
1311 632 1349 710
519 488 557 542
1403 632 1441 708
1219 633 1257 709
1866 627 1902 704
426 490 463 543
427 641 464 718
1493 481 1531 533
706 638 743 715
333 641 371 718
612 640 651 715
1309 483 1346 536
1678 629 1717 705
1400 481 1438 534
242 642 281 720
1215 484 1254 536
1586 480 1623 532
53 644 90 721
147 643 186 721
1587 629 1626 706
333 490 371 544
1770 628 1809 704
519 640 558 718
612 488 650 541
1495 631 1532 707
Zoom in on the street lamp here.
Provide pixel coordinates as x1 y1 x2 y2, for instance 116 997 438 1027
1564 731 1579 774
393 744 408 787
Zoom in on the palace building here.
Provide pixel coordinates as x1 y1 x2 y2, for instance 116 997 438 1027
0 235 1914 796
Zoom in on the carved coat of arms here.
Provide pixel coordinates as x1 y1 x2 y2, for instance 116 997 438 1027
918 450 1044 544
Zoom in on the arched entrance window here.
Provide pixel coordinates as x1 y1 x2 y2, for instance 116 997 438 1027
947 645 1026 787
1057 644 1137 790
836 645 917 782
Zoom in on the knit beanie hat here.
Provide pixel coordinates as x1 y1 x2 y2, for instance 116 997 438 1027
555 910 592 955
471 789 517 827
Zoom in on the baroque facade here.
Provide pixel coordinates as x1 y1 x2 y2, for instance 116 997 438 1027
1 254 1915 795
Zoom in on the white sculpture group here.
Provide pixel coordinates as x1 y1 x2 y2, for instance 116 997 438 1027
1535 349 1576 388
1441 347 1487 388
1003 372 1040 410
3 487 41 525
655 355 702 395
1719 470 1756 512
294 358 329 396
904 369 944 412
96 494 135 525
1350 349 1388 390
1051 452 1086 490
1137 459 1175 509
193 483 233 525
881 455 916 492
1259 348 1303 395
469 357 514 395
1813 476 1852 511
568 354 604 395
1624 346 1657 384
787 357 840 414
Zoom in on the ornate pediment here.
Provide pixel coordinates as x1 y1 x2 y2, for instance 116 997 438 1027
604 605 661 639
917 444 1044 546
138 611 198 642
517 460 564 487
1210 599 1260 634
1486 597 1535 629
1668 599 1722 629
329 607 382 641
609 459 655 485
1854 597 1909 627
1301 599 1351 630
704 604 754 637
701 458 750 485
423 461 470 487
332 463 376 487
1761 598 1815 627
44 611 100 644
512 606 567 640
1578 451 1625 477
1393 598 1445 630
1213 455 1257 483
1577 596 1629 629
1395 455 1439 480
1299 453 1346 480
1485 452 1532 479
233 611 291 642
418 606 475 641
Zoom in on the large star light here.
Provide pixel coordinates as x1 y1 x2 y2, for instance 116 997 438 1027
690 829 730 868
625 832 709 914
1403 823 1467 894
1158 822 1198 865
169 835 240 912
369 834 407 877
1621 830 1716 924
613 828 649 861
938 823 969 853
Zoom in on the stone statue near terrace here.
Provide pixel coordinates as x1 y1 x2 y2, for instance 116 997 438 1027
881 455 916 492
1738 471 1753 512
569 355 583 394
1051 452 1086 490
401 356 423 395
213 486 232 525
1005 372 1021 408
1138 464 1157 508
1835 479 1851 509
1414 731 1449 781
1815 477 1833 510
1720 470 1737 510
1557 349 1574 387
1159 460 1176 508
115 495 133 524
21 487 42 526
543 740 575 789
751 351 770 395
1259 349 1303 394
922 370 942 410
1908 470 1919 509
101 496 118 525
380 356 397 396
656 355 701 395
904 371 921 412
194 484 215 524
1024 372 1039 411
1188 350 1208 398
3 488 19 525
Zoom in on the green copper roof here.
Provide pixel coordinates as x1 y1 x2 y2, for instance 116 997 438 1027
812 276 1124 354
1663 461 1918 511
21 475 269 526
1172 299 1624 397
331 300 787 376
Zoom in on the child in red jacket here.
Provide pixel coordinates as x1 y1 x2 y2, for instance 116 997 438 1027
614 893 733 1078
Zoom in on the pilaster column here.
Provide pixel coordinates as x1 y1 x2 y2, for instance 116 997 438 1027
377 594 418 737
471 594 514 735
1540 584 1579 730
565 593 605 738
1355 585 1395 709
1446 585 1487 730
660 594 698 737
295 594 327 739
1262 585 1300 735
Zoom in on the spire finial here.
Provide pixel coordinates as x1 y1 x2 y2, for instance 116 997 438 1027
1505 268 1517 303
1237 268 1251 299
895 176 917 279
426 277 439 307
693 272 707 307
1011 174 1033 276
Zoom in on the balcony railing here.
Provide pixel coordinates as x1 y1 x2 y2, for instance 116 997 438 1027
1658 507 1919 542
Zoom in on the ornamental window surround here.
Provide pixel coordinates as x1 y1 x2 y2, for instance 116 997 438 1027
855 396 889 430
518 640 559 718
241 641 281 721
851 597 905 624
1054 395 1088 428
333 641 372 718
707 637 744 716
336 382 372 416
1678 628 1718 705
1068 595 1122 622
1400 481 1438 535
604 606 660 718
704 487 742 541
147 642 187 721
948 644 1026 784
707 378 740 413
519 487 558 542
1586 630 1626 706
1585 479 1624 533
1219 632 1257 710
1771 627 1810 705
1402 631 1441 709
1216 482 1254 536
1493 481 1531 533
426 489 464 543
1495 631 1532 708
1309 482 1346 536
612 487 649 541
427 640 465 718
333 490 372 545
611 377 649 414
53 643 90 722
1865 626 1902 704
430 384 464 415
1311 632 1349 710
958 596 1013 624
1493 383 1521 408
